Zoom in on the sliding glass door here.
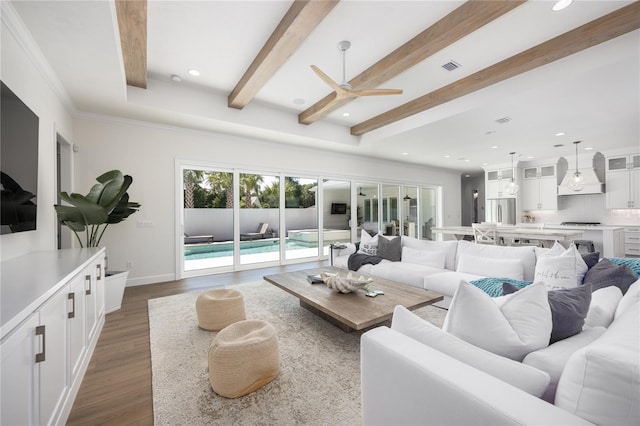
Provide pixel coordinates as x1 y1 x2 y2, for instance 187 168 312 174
239 173 279 266
179 161 442 277
284 176 319 260
183 168 234 272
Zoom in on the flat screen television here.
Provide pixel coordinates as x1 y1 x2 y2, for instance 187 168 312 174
330 202 347 215
1 81 39 234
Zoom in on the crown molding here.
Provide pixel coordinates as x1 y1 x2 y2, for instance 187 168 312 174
1 1 76 113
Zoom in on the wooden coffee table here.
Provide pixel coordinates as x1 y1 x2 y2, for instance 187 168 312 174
263 266 443 332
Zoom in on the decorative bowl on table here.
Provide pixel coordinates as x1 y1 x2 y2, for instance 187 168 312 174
321 272 373 293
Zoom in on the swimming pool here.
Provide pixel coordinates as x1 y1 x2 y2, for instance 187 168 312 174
184 239 318 260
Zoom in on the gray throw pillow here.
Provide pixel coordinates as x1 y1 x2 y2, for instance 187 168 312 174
502 283 591 344
582 258 637 295
377 236 401 262
581 252 600 270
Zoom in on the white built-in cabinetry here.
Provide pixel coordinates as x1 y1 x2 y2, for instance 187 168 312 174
521 164 558 210
485 168 516 199
1 248 105 426
624 226 640 257
606 154 640 209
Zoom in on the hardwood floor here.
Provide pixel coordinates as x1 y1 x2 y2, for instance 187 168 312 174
66 261 325 425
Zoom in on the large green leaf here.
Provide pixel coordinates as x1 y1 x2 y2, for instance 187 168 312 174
57 193 109 225
86 170 126 210
106 193 141 224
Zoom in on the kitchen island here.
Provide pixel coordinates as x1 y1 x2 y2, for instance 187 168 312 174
432 226 582 247
544 224 625 258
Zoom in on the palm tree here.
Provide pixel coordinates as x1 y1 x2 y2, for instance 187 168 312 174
183 169 203 208
206 172 234 208
240 174 263 208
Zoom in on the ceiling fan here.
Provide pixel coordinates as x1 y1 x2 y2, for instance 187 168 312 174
311 41 403 100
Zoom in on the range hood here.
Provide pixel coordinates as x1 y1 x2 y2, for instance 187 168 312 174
558 152 605 195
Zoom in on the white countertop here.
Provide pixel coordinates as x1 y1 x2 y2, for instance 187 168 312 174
544 224 625 231
1 248 105 339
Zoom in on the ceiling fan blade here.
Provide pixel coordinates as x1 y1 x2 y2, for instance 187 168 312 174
349 88 403 97
310 65 344 93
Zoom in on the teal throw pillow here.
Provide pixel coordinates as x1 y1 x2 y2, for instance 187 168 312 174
607 257 640 277
470 277 533 297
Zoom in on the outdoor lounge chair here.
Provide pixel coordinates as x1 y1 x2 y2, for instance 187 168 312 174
184 233 214 244
240 223 269 241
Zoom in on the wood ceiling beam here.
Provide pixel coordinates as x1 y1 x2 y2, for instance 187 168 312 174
298 0 526 126
115 0 147 89
228 0 339 109
351 1 640 136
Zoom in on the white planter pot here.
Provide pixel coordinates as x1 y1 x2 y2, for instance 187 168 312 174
105 270 129 314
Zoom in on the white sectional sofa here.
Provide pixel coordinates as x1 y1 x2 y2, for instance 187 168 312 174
333 236 537 307
361 280 640 426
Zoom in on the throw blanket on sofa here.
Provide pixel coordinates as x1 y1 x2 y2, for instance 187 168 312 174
348 253 383 271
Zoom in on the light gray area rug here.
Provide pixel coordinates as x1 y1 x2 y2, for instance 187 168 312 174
149 280 446 425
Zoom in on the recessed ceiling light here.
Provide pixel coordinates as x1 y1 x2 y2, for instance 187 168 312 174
552 0 573 11
482 162 489 166
188 69 200 76
464 174 471 178
585 147 593 151
555 132 565 136
402 152 409 156
170 74 182 83
444 155 450 158
464 159 470 162
293 98 305 105
342 112 350 117
491 145 499 149
527 156 534 159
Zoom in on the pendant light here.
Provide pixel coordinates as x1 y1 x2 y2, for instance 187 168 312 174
503 152 519 195
568 141 584 191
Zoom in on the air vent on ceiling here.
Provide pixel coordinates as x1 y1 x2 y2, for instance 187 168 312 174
495 116 511 124
442 61 461 71
553 143 564 148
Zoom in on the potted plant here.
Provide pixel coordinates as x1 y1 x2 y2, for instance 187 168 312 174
54 170 140 313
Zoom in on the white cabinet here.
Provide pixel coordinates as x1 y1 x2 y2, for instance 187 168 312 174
521 165 557 210
0 248 105 426
624 226 640 257
606 154 640 208
485 168 516 199
1 314 39 426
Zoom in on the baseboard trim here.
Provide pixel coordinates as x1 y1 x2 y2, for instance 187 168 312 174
126 273 175 287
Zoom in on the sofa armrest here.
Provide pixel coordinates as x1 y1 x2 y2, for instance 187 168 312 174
361 327 594 426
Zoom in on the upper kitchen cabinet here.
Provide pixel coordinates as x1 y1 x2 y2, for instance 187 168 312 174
521 164 559 210
485 168 517 199
606 154 640 209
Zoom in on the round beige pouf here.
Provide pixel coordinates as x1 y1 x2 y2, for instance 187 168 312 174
196 289 246 331
208 320 280 399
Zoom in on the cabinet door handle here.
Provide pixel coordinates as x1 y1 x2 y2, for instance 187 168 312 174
68 293 75 319
85 274 92 295
35 325 45 363
96 264 102 281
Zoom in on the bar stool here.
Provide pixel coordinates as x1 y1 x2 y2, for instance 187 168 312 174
573 240 595 253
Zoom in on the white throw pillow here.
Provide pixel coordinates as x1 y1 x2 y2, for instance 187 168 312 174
443 281 552 361
584 286 623 328
615 279 639 320
456 253 524 280
358 229 378 256
391 306 550 397
534 242 588 291
401 246 446 269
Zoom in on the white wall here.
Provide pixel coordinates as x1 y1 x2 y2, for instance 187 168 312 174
73 115 462 285
0 7 74 261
